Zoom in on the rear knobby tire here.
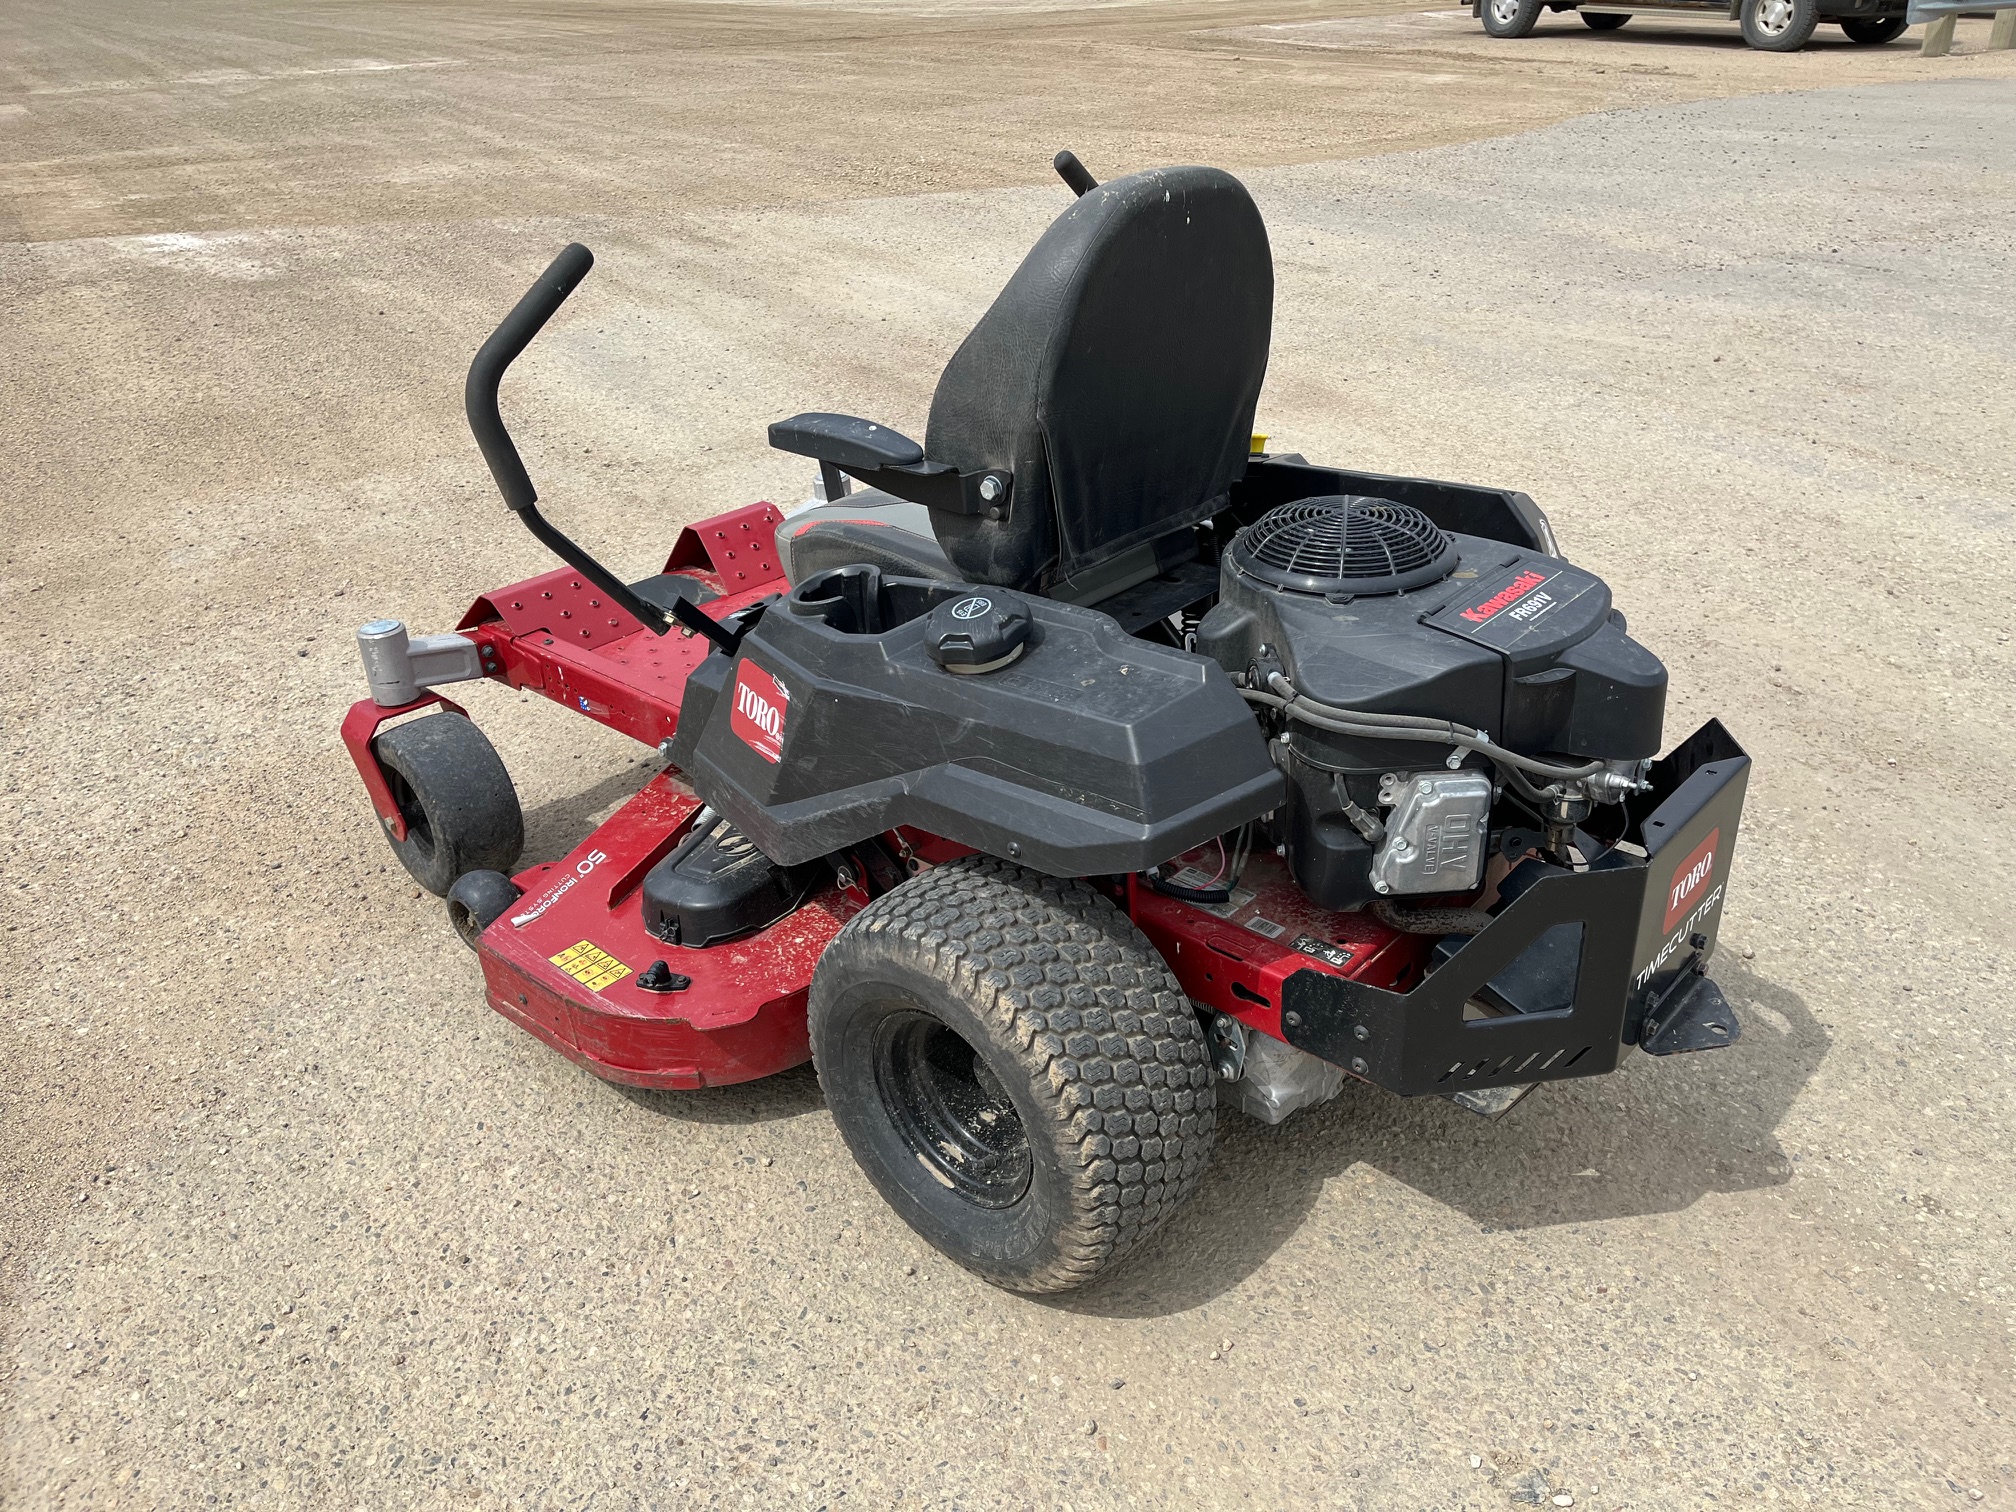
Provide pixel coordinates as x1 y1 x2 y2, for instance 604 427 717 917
1741 0 1819 49
1839 15 1906 41
1581 9 1630 27
1481 0 1545 36
809 856 1215 1294
372 714 524 897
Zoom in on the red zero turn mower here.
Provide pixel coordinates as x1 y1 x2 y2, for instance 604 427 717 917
344 154 1749 1293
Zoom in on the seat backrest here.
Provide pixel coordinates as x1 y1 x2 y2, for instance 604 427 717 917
923 166 1274 591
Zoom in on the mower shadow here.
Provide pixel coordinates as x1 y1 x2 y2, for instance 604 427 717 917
610 1062 828 1126
1055 960 1828 1320
520 761 660 866
519 761 1828 1312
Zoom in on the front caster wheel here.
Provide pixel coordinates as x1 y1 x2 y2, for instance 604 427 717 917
371 714 524 896
809 856 1215 1294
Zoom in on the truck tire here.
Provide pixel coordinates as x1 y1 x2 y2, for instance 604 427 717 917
809 856 1215 1293
1581 10 1631 27
1481 0 1545 36
1839 15 1907 41
372 714 524 897
1741 0 1819 49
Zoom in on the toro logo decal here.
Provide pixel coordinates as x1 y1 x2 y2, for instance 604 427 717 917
1461 569 1552 625
1663 828 1721 933
730 660 790 764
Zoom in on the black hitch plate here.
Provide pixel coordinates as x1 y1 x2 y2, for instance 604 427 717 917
1639 973 1741 1056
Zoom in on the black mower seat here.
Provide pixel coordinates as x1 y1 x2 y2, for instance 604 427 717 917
772 163 1273 595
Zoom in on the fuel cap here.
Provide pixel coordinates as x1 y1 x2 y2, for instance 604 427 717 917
924 590 1032 674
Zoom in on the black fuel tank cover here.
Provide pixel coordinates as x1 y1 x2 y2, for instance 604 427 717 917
924 590 1033 673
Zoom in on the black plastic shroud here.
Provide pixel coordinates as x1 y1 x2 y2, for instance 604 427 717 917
667 565 1286 876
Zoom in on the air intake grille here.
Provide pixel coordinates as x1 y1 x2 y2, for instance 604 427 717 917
1231 495 1457 596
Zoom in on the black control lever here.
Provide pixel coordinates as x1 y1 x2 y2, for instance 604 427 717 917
465 243 740 656
1053 150 1098 197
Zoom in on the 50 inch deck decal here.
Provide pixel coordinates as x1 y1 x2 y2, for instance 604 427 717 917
550 940 633 992
509 848 609 927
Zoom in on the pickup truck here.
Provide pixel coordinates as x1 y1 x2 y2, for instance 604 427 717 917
1474 0 1908 50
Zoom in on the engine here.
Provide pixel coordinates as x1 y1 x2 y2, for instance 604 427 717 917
1197 495 1668 911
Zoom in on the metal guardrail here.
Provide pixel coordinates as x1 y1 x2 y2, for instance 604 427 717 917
1909 1 2016 54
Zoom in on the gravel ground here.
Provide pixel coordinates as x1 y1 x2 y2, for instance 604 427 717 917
3 1 2014 1505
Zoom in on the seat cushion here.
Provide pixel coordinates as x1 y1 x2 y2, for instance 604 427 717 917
779 500 958 586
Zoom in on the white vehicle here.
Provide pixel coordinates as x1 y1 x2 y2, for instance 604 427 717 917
1474 0 1909 51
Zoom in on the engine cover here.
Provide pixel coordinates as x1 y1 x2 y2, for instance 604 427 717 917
1198 496 1669 908
1203 530 1666 765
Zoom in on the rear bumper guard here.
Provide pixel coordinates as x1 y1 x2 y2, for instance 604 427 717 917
1280 720 1750 1098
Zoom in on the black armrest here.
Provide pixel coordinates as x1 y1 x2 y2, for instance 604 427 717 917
767 411 1014 521
769 413 925 471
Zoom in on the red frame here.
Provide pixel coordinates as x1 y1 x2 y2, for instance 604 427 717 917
340 691 467 840
1128 853 1428 1040
344 501 1430 1088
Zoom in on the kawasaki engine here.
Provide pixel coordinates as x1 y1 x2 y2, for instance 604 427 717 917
1197 496 1667 911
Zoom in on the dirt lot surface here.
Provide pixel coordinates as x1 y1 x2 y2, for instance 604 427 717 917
4 0 2014 1505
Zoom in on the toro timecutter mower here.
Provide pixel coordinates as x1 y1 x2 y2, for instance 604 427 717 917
342 154 1748 1293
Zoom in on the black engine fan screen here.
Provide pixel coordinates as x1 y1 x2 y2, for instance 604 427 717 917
1231 495 1459 596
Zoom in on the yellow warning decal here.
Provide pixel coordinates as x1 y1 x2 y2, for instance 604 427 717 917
550 940 634 993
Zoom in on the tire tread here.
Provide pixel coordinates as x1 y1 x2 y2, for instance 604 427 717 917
811 856 1214 1292
372 714 523 895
